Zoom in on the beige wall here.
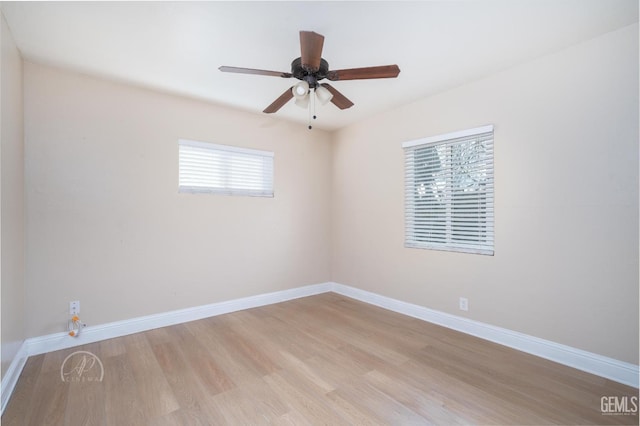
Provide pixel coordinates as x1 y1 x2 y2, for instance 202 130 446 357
24 62 332 337
331 24 639 364
1 12 25 378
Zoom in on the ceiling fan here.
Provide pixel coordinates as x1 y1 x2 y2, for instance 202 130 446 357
219 31 400 122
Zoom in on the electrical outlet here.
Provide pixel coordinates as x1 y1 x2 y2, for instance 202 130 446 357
70 300 80 315
459 297 469 311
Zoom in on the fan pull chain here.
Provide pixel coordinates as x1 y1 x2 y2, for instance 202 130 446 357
308 88 318 130
313 89 317 121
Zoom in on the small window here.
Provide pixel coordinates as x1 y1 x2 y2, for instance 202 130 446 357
403 125 494 255
179 139 274 197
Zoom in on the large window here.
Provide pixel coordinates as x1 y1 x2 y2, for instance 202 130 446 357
178 139 274 197
403 125 494 255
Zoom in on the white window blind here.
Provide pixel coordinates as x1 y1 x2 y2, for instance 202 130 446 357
179 139 274 197
403 125 494 255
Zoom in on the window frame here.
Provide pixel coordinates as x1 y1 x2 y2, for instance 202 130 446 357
178 139 274 197
402 125 494 255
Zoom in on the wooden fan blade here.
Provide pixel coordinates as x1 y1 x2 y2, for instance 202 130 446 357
263 87 294 113
219 66 292 78
326 64 400 81
321 84 354 110
300 31 324 72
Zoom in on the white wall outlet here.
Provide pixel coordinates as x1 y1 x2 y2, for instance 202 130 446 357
70 300 80 315
459 297 469 311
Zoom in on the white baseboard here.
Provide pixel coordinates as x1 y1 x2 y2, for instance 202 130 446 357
1 341 28 414
25 282 332 356
329 282 639 388
2 280 637 416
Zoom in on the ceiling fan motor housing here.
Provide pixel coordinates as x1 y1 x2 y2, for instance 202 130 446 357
291 57 329 88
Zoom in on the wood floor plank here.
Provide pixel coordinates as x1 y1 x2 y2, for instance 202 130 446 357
394 356 560 424
363 368 473 425
63 375 106 426
151 341 207 412
102 353 146 425
0 355 44 426
273 410 315 426
240 309 328 360
98 336 127 359
207 376 288 424
414 343 602 424
303 344 384 388
215 318 282 376
121 333 180 419
184 318 264 385
152 408 211 426
323 389 385 426
322 321 411 366
3 293 638 425
26 369 70 426
39 346 77 374
263 370 348 424
326 379 429 425
163 323 236 396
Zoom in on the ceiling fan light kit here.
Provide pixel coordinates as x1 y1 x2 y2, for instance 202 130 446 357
315 85 333 106
293 80 310 98
219 30 400 129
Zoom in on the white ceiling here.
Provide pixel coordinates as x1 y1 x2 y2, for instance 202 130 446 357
2 1 637 131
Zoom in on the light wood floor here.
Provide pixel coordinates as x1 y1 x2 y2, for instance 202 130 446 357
3 293 638 425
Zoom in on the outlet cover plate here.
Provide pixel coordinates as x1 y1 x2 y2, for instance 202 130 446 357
459 297 469 311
